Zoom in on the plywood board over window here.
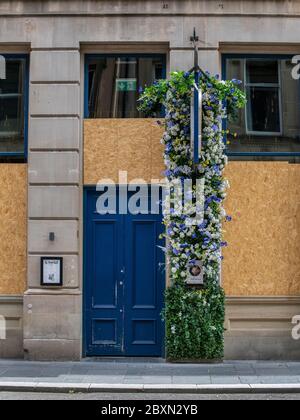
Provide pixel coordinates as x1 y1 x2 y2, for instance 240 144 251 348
84 119 165 184
223 162 300 296
0 164 27 294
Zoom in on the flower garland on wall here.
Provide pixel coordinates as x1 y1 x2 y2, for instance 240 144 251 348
138 71 246 360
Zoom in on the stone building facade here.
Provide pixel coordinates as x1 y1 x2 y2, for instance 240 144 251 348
0 0 300 360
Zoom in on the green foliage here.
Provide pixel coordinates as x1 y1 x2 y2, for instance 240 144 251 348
164 282 225 360
138 70 246 121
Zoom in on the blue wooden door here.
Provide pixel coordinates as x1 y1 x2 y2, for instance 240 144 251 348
84 188 165 357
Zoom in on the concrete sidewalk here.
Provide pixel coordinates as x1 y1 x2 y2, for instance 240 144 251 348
0 359 300 394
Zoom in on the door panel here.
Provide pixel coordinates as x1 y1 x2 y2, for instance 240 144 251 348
84 188 165 357
132 221 157 309
124 216 164 355
93 221 118 308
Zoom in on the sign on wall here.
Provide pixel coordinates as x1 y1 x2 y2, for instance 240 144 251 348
41 257 63 286
116 78 137 92
186 260 204 286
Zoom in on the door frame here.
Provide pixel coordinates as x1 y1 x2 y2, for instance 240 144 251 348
82 185 166 357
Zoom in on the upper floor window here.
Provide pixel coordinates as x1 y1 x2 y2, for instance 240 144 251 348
85 55 165 118
0 55 28 157
223 55 300 159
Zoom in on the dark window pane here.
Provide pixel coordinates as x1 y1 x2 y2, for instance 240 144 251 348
246 60 279 84
0 58 25 154
246 87 280 133
88 56 164 118
226 57 300 158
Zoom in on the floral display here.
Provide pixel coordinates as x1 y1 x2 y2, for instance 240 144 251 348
138 71 246 360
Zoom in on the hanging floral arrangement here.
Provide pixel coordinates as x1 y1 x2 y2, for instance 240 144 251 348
138 71 246 360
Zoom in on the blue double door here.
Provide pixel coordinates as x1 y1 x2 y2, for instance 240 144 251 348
84 188 165 357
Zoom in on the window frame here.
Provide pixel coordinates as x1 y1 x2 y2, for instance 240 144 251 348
244 58 283 136
0 53 29 159
84 53 167 119
222 53 300 158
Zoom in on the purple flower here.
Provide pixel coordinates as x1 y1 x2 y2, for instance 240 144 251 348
211 195 222 203
198 220 207 229
165 143 172 154
213 164 220 173
232 79 242 85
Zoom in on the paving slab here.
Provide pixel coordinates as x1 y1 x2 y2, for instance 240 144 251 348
142 375 173 384
211 376 241 384
172 375 211 384
239 376 262 384
259 376 300 384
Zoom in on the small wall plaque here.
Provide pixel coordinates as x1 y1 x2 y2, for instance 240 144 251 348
41 257 63 286
186 260 204 285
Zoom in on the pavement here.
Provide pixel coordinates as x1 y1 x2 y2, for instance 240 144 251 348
0 359 300 394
